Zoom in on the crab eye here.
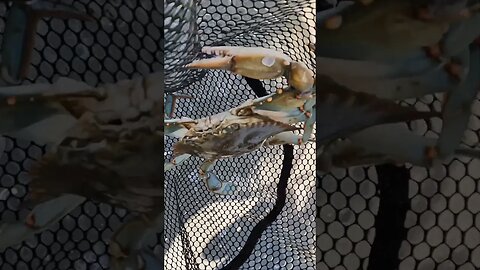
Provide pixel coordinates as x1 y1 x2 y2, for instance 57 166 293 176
237 108 253 116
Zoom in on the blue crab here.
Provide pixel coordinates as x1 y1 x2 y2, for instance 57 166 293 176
316 0 480 170
0 73 164 269
164 46 316 195
164 46 441 195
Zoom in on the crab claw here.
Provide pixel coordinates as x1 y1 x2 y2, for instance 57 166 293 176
186 46 314 92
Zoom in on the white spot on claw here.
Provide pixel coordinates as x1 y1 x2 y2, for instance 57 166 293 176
262 56 276 67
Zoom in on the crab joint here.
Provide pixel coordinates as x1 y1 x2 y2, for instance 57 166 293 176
324 15 342 30
445 61 463 81
425 146 438 161
25 213 36 228
425 44 442 61
304 111 312 118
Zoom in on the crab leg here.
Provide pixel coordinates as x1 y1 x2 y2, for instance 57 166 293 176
302 97 316 143
317 0 451 62
317 54 441 80
1 1 94 83
436 47 479 158
109 212 163 270
164 93 193 119
0 194 85 251
316 123 435 172
186 46 314 92
327 64 460 100
164 118 196 138
266 131 314 146
319 123 480 172
0 76 92 97
441 14 480 57
317 139 392 172
332 44 472 100
317 0 354 25
347 123 439 166
315 75 440 144
0 78 100 146
164 154 191 171
199 160 236 195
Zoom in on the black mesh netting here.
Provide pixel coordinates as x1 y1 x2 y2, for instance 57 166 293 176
0 0 163 269
164 0 316 269
317 95 480 269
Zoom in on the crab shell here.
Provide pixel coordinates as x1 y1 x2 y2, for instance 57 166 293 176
173 113 298 160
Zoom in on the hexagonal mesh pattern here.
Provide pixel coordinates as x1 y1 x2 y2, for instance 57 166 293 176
164 0 316 269
317 96 480 270
0 0 162 269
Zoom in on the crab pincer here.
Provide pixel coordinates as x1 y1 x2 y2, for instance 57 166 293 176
185 46 315 92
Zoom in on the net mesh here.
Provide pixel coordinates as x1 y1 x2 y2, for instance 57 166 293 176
164 0 316 269
317 94 480 269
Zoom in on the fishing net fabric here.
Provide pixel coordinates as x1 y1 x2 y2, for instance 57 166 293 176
0 0 163 269
317 96 480 270
164 0 316 269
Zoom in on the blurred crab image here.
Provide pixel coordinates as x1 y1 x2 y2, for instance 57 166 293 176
316 0 480 170
0 73 164 269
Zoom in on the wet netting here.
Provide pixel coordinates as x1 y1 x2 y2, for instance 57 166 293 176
316 2 480 270
0 0 162 269
317 100 480 270
164 0 316 269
